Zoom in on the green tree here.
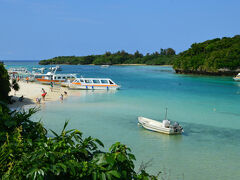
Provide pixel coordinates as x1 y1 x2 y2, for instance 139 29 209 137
11 79 20 95
0 64 11 102
134 50 143 58
173 35 240 75
166 48 176 56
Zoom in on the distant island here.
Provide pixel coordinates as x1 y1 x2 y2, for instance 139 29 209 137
173 35 240 75
38 48 176 66
39 35 240 75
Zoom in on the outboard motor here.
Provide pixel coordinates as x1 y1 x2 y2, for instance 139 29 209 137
173 122 179 127
173 122 181 132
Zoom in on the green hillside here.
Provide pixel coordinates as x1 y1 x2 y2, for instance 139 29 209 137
173 35 240 75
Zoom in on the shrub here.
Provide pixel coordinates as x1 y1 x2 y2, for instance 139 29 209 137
0 104 158 179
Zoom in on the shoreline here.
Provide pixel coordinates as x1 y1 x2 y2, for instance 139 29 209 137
8 81 71 109
113 64 172 66
175 69 239 76
38 63 173 66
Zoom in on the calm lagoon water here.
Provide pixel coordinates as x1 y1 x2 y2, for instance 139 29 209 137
5 61 240 180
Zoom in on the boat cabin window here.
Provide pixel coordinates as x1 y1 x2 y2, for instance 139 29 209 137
54 77 56 80
80 79 84 82
109 80 114 84
85 80 92 83
101 80 108 84
93 80 100 83
58 77 61 79
67 76 70 79
62 77 65 79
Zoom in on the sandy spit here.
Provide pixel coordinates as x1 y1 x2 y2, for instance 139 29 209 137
8 81 71 109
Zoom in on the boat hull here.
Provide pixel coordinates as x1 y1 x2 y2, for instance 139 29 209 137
61 82 70 87
138 117 182 135
233 77 240 81
69 84 119 90
36 78 64 85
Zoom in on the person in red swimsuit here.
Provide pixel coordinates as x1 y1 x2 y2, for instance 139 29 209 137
42 92 47 101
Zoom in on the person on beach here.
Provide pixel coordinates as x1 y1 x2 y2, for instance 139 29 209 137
64 91 67 95
42 92 47 101
36 97 41 104
50 82 53 92
19 95 24 102
17 76 20 82
26 77 29 83
60 94 63 102
41 88 46 93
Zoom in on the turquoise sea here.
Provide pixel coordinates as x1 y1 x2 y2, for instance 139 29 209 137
4 61 240 180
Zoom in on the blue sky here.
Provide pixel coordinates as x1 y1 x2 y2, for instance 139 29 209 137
0 0 239 60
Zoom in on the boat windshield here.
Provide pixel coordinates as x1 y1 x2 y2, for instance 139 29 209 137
101 80 108 84
85 80 92 83
93 80 100 83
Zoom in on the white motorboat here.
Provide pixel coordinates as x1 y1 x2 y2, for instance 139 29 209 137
61 79 74 87
32 67 46 73
35 70 76 85
233 73 240 81
8 67 29 74
49 65 62 71
69 77 120 90
101 65 110 68
8 67 33 79
138 109 183 135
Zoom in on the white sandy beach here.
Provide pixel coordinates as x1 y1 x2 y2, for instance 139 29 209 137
8 81 71 109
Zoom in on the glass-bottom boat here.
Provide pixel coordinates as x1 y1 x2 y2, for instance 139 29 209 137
35 72 76 84
69 78 120 90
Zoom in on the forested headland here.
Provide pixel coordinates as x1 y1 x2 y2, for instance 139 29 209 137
39 48 176 65
39 35 240 75
173 35 240 75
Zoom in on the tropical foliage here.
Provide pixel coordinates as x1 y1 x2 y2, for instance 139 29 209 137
173 35 240 74
0 64 11 102
11 79 20 95
0 103 159 179
39 49 176 66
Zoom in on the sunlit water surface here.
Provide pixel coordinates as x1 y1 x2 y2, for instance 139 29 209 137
5 61 240 180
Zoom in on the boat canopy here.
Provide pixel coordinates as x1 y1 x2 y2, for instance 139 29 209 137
73 78 115 84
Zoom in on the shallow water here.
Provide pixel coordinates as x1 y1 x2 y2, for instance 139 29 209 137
5 61 240 180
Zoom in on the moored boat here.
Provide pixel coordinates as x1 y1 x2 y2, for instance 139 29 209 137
138 109 183 135
8 67 33 79
233 73 240 81
32 67 46 73
49 65 62 71
61 79 74 87
8 67 29 74
69 78 120 90
101 65 110 68
35 71 76 84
